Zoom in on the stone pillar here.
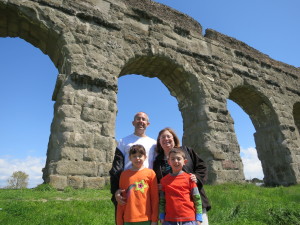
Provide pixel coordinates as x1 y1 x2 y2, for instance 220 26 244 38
181 99 245 184
255 125 299 186
43 73 117 189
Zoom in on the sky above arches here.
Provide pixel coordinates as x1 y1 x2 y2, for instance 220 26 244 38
1 0 300 187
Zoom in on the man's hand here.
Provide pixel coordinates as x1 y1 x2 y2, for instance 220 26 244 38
115 189 126 205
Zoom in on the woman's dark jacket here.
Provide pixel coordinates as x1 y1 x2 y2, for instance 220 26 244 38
153 146 211 211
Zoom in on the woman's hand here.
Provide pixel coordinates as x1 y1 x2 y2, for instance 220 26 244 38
115 189 126 205
190 173 197 183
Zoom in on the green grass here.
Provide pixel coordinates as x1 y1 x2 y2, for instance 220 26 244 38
0 183 299 225
0 185 115 225
206 183 300 225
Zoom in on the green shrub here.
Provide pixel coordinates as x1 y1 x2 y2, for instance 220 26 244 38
34 184 56 192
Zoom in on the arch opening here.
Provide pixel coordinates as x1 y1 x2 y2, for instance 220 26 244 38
118 55 205 145
0 37 58 188
229 85 294 186
116 74 183 142
227 99 263 182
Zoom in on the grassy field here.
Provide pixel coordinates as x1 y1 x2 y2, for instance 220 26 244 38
0 183 299 225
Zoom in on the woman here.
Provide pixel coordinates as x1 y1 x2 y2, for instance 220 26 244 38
153 127 211 225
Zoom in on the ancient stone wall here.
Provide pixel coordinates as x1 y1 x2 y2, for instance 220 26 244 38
0 0 299 188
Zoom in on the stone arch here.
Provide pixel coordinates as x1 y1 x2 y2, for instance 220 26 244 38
229 85 296 185
0 2 65 71
122 54 211 139
1 0 299 188
119 55 207 141
0 1 117 189
120 54 246 184
0 3 64 187
229 85 279 133
120 55 205 107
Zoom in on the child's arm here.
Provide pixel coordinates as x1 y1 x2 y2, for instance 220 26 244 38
117 172 126 225
159 189 166 223
116 204 125 225
191 186 203 223
150 172 159 223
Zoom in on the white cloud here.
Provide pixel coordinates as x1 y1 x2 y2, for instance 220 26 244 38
0 156 46 188
240 147 264 180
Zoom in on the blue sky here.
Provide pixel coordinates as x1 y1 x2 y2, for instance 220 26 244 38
1 0 299 188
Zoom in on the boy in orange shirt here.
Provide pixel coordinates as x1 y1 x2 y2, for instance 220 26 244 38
117 144 159 225
159 148 202 225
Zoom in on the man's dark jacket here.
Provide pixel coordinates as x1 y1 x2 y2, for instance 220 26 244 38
109 147 124 205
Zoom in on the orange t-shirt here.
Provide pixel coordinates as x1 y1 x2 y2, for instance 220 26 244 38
117 168 159 225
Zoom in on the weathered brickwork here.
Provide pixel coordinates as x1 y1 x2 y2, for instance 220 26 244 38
1 0 299 188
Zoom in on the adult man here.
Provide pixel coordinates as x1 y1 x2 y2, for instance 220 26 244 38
109 112 156 207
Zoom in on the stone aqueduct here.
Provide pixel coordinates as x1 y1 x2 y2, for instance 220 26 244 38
1 0 299 189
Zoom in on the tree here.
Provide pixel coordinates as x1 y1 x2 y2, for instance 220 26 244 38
6 171 29 189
